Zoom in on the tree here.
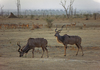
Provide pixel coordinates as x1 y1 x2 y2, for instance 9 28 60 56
16 0 21 17
93 13 97 20
60 0 75 18
69 0 74 17
0 5 4 16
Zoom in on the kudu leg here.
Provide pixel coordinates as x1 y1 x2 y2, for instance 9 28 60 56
41 47 45 58
76 44 84 56
45 47 49 58
80 46 84 56
64 45 67 56
76 44 79 56
32 48 34 58
76 48 79 56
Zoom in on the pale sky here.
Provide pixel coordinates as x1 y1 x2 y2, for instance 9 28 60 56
0 0 100 11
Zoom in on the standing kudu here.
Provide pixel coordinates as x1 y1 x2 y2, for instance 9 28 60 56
54 25 84 56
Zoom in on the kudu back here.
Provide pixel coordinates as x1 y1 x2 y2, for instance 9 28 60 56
17 38 49 58
54 25 84 56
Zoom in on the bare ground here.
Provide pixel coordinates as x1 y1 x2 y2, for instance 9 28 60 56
0 18 100 70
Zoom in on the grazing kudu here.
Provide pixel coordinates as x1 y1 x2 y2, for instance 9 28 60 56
17 38 49 58
54 25 84 56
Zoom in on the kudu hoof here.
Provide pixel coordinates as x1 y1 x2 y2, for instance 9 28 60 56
64 55 66 56
82 54 84 56
76 54 78 56
41 56 43 58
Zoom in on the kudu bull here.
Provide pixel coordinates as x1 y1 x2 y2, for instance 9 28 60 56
54 25 84 56
17 38 49 58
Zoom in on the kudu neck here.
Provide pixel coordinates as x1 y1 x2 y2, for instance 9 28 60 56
56 33 64 43
22 44 30 53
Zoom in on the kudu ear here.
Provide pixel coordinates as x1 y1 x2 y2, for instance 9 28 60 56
17 42 21 52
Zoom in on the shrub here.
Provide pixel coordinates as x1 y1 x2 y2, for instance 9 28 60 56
45 18 53 28
84 14 89 20
31 15 34 19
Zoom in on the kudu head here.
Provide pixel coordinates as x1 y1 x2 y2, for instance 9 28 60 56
17 42 24 57
54 25 65 37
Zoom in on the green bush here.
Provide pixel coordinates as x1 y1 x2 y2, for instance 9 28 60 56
45 18 53 28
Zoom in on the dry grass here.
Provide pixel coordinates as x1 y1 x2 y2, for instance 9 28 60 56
0 18 100 70
0 54 2 57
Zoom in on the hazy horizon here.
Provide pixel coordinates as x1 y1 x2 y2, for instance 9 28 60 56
0 0 100 11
